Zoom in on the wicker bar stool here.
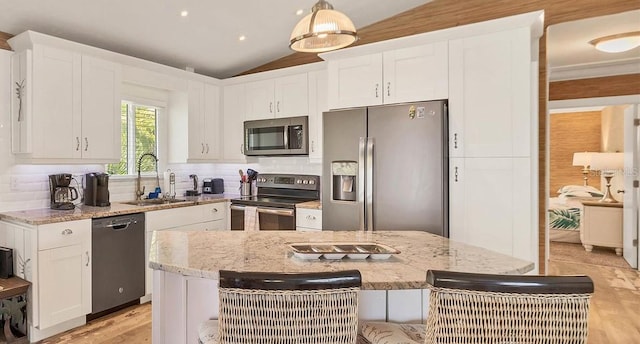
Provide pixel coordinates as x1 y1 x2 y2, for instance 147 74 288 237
198 269 362 344
360 270 594 344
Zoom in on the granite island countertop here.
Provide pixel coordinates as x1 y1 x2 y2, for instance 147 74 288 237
0 194 237 225
296 200 321 209
149 230 534 290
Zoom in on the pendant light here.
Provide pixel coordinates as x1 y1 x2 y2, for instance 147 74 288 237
290 0 357 53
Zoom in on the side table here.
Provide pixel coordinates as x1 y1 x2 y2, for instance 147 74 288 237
0 277 30 343
580 201 623 256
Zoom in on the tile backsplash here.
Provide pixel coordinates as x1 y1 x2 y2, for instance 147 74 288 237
0 158 321 212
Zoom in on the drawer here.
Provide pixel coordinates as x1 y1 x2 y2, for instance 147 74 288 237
202 202 225 221
38 219 91 250
296 209 322 230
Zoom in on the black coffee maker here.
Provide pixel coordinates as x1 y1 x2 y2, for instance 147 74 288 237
49 174 79 210
84 173 110 207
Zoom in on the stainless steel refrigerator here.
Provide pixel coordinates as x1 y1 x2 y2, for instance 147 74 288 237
322 100 448 236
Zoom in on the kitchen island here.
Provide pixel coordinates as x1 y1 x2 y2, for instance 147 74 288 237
149 230 534 344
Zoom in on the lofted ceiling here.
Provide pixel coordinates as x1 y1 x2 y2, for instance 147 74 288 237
0 2 638 80
0 0 431 78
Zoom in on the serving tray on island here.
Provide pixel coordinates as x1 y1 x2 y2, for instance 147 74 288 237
288 242 400 260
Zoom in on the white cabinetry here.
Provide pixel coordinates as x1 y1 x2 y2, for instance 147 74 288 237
188 81 221 161
245 74 308 120
327 42 448 109
449 158 532 259
307 70 327 162
448 28 531 158
222 84 247 162
296 208 322 231
144 202 228 297
0 219 91 339
10 42 121 162
447 26 537 268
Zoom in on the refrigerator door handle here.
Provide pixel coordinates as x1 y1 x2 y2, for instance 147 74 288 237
358 137 366 231
366 138 374 232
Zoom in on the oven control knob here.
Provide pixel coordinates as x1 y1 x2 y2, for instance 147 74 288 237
296 179 302 184
303 180 309 185
309 180 315 185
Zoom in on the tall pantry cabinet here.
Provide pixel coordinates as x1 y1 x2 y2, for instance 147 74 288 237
448 26 538 265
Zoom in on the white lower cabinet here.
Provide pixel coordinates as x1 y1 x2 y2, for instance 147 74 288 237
0 219 91 341
449 157 534 264
296 208 322 231
145 202 229 297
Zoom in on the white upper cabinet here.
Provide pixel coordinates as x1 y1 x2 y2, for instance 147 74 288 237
328 53 383 109
188 81 221 161
80 55 122 161
448 28 531 158
10 42 121 163
383 41 448 104
245 73 308 120
327 41 448 109
222 83 247 162
307 70 327 162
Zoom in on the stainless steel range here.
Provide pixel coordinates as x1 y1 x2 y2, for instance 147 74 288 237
230 174 320 230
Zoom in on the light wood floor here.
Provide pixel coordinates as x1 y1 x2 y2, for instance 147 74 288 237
38 260 640 343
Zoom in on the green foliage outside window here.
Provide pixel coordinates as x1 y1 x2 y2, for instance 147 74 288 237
107 102 158 175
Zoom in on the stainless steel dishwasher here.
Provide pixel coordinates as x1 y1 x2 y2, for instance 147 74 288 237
91 213 145 317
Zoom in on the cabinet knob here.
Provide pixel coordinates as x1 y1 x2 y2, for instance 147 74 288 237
212 208 218 213
206 143 210 154
241 144 244 154
270 102 273 113
85 251 90 267
387 82 391 97
311 141 315 153
62 228 73 235
307 215 316 220
201 143 205 154
454 166 459 182
76 137 80 151
617 190 625 194
277 101 280 113
375 84 379 98
454 133 458 149
84 137 89 151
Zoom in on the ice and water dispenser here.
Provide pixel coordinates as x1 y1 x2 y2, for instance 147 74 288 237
332 161 357 202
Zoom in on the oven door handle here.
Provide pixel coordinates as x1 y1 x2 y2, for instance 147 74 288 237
230 205 295 217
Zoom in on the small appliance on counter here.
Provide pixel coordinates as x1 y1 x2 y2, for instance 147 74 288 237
49 173 79 210
203 178 224 194
84 172 110 207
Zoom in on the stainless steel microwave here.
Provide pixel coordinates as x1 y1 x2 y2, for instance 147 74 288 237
244 116 309 156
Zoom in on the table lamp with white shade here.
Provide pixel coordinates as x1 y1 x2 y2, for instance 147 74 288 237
572 152 594 186
589 152 624 203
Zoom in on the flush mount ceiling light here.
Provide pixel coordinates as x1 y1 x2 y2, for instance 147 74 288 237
589 31 640 53
289 0 357 53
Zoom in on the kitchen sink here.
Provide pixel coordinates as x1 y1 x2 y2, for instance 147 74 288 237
121 198 188 206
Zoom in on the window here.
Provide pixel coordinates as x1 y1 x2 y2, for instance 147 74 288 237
107 101 159 175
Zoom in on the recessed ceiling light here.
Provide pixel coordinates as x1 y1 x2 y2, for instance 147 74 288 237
589 31 640 53
296 9 304 15
180 10 189 17
239 35 246 41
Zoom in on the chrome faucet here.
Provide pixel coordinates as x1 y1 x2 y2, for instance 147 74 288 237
136 153 159 201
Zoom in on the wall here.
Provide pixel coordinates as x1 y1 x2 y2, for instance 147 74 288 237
601 105 626 152
549 111 602 196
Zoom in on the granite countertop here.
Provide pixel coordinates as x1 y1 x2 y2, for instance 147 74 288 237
296 200 321 210
0 194 236 225
149 230 534 290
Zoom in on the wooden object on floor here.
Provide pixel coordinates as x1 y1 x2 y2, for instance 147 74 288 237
580 201 623 256
0 276 30 344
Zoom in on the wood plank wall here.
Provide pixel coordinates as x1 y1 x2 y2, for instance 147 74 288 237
0 31 12 51
1 0 638 272
549 111 602 196
549 74 640 100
